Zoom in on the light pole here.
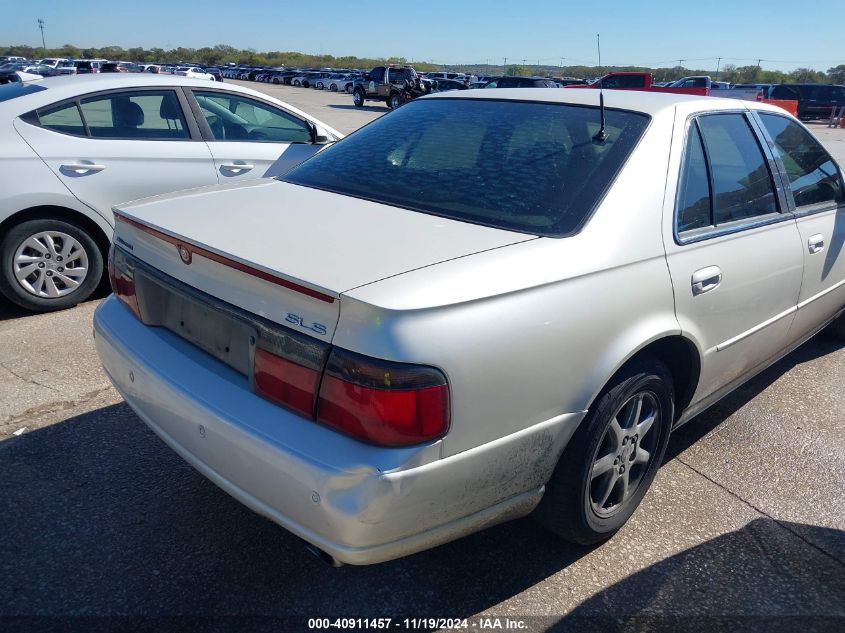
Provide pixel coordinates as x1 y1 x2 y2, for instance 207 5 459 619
37 18 46 52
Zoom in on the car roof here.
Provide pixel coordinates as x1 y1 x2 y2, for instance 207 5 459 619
0 74 343 137
425 87 775 116
0 73 259 111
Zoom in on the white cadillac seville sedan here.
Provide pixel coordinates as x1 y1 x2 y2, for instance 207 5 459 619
94 88 845 565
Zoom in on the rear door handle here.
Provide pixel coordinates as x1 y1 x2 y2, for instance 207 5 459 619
808 234 825 254
60 163 106 174
691 265 722 296
220 162 254 173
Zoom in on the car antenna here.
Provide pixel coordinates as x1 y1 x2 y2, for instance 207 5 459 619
592 33 608 144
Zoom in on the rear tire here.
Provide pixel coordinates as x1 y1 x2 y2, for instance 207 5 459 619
0 218 104 313
388 92 401 109
534 359 674 545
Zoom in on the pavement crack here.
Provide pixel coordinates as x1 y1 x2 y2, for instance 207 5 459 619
0 386 115 430
0 360 62 395
674 456 845 569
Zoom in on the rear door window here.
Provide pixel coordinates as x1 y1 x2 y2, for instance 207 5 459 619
676 113 781 238
697 113 778 224
759 113 843 210
78 91 188 139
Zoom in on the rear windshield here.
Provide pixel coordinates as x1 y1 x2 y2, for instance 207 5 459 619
0 82 47 101
282 98 650 236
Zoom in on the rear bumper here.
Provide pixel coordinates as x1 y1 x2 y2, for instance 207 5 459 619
94 297 581 564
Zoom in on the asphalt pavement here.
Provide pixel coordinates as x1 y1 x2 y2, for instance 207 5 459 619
0 84 843 632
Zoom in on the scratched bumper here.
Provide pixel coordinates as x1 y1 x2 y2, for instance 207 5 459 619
94 296 581 564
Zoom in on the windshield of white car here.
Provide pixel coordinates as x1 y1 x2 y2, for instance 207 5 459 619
282 98 650 237
0 82 47 101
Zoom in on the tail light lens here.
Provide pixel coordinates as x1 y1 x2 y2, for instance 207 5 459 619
254 330 328 418
316 348 450 447
108 245 141 319
108 245 451 448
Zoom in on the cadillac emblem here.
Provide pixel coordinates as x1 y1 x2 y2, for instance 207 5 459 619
178 244 192 264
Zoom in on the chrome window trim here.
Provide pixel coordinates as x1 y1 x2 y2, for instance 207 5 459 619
673 110 793 246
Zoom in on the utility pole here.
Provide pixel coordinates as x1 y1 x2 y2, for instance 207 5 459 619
678 59 684 69
37 18 45 52
716 56 721 75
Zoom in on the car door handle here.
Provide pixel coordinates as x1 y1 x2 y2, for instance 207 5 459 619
60 163 106 174
808 234 825 254
691 266 722 296
220 162 254 172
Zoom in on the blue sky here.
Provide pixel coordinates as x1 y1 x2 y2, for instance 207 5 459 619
2 0 840 72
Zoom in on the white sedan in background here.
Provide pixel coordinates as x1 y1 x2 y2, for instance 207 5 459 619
0 74 342 312
174 67 215 81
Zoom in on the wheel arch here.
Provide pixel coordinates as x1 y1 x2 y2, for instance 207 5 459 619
0 205 113 264
597 335 701 424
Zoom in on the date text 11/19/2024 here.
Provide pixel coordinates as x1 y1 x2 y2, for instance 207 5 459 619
307 618 529 630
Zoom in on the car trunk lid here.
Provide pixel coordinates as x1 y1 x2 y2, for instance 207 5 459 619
113 178 534 340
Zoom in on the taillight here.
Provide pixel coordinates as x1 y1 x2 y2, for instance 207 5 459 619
108 245 141 319
315 348 450 447
253 330 328 417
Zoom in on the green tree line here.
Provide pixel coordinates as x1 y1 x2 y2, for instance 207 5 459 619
3 42 843 83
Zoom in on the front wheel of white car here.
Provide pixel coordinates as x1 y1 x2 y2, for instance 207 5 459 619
534 359 674 545
0 218 104 312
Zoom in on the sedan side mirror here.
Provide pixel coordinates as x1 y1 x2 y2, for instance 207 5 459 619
312 124 331 144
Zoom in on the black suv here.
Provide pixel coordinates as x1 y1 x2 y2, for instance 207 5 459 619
483 76 558 89
352 66 430 109
765 84 845 120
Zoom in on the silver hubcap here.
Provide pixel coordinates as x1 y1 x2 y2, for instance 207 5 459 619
13 231 89 298
589 392 659 518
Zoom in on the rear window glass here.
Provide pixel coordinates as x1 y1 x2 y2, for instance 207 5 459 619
0 82 46 102
283 98 650 236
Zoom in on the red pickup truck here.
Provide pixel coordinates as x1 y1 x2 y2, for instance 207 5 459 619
564 71 799 115
565 72 708 96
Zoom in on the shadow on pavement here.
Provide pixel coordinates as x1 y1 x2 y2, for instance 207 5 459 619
556 519 845 632
1 337 842 625
0 402 591 619
0 285 110 322
666 333 844 461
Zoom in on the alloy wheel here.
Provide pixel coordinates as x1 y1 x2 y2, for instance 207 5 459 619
589 391 660 518
12 231 89 298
